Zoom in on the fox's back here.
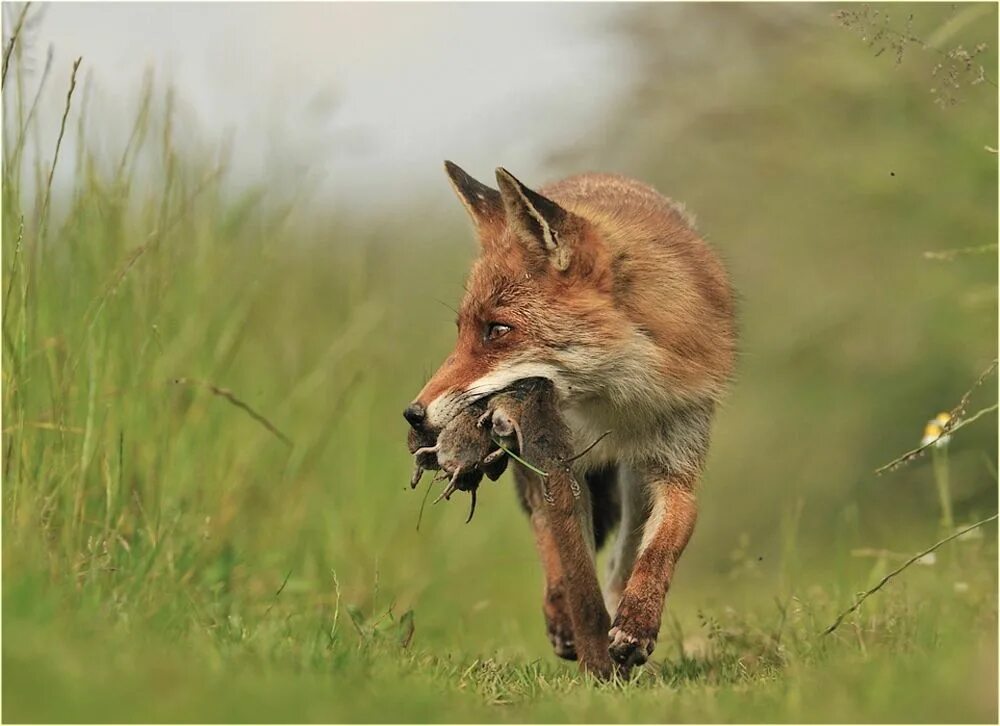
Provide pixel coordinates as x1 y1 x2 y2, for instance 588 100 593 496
542 172 736 404
542 172 694 233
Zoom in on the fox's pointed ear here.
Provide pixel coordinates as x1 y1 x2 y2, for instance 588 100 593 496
444 161 504 230
495 167 574 272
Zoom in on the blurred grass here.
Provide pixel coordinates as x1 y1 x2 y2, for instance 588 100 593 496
2 3 997 723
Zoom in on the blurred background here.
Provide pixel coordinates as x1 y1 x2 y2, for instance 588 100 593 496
3 2 997 722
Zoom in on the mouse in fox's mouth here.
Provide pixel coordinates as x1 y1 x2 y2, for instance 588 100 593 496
407 396 521 523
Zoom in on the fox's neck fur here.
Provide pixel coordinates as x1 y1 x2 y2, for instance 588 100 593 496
537 173 731 474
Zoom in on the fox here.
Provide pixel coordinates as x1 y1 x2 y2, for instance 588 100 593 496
404 161 736 670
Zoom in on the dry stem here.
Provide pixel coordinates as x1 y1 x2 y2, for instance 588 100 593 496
875 359 998 474
823 513 998 635
171 377 293 448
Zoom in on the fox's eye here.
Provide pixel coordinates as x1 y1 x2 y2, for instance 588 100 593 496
485 323 512 341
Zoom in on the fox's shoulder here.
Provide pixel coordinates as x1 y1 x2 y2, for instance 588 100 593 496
543 171 735 381
540 172 697 232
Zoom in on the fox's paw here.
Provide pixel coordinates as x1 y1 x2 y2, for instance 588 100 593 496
543 587 577 661
546 617 577 661
608 610 657 668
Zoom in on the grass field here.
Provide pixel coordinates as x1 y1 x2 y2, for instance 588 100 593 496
2 4 998 723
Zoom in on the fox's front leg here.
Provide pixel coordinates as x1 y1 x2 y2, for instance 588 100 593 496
541 464 613 678
513 465 578 661
608 467 698 670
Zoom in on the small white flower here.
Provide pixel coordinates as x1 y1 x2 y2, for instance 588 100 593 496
916 552 937 566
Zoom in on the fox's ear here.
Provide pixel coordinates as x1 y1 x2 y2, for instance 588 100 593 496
444 161 504 230
495 167 574 272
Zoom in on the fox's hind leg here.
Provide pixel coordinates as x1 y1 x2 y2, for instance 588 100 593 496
514 463 580 660
603 465 650 618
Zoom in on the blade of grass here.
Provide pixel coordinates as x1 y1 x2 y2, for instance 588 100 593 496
1 1 31 91
40 56 81 234
490 438 548 477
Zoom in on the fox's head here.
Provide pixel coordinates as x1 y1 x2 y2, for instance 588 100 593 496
404 162 624 435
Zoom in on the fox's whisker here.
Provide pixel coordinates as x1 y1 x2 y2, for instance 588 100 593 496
433 298 459 317
461 382 504 396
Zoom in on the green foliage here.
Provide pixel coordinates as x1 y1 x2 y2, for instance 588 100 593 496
2 3 997 722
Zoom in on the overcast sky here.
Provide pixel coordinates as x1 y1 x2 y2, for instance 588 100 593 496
5 2 635 206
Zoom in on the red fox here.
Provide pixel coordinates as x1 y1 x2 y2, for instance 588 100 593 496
404 162 736 669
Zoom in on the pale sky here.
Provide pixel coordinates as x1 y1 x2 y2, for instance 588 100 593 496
4 2 635 206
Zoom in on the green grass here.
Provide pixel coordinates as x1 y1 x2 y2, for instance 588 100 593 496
3 550 997 722
2 3 998 722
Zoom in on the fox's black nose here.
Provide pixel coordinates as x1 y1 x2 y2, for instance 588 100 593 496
403 402 427 428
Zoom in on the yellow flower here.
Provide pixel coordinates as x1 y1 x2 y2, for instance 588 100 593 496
921 412 952 448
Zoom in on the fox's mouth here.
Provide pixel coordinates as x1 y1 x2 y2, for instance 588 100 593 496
405 377 549 473
405 395 502 523
405 380 560 524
